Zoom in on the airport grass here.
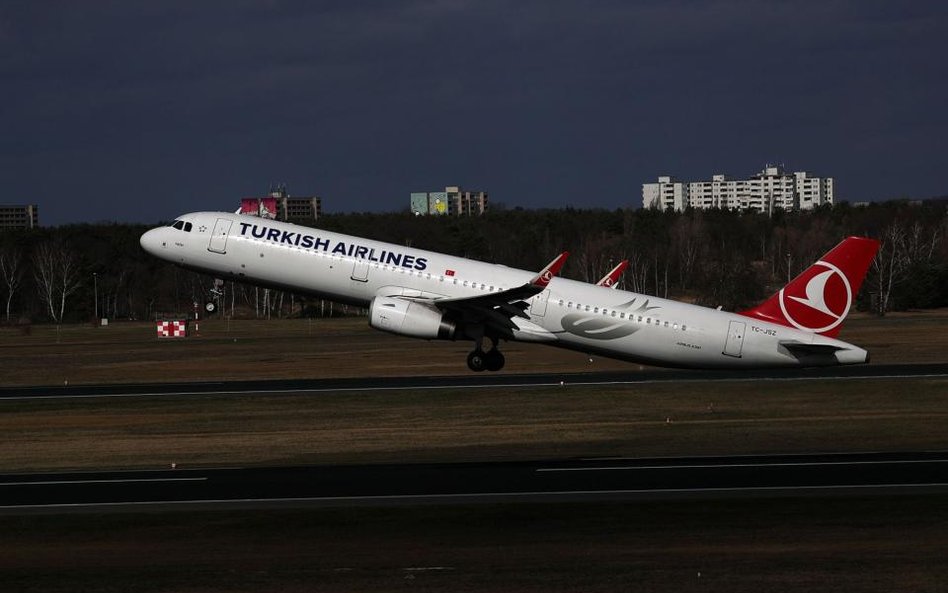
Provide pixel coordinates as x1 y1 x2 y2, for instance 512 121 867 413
0 308 946 387
1 308 942 471
2 495 946 592
1 377 946 472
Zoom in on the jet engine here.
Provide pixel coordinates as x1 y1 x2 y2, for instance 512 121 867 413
368 296 457 340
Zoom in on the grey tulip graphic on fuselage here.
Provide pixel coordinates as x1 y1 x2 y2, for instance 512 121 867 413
558 299 660 340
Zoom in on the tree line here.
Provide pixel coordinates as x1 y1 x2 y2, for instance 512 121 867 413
0 200 945 325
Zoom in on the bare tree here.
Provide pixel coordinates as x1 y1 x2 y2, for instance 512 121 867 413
904 220 941 264
33 239 83 323
0 244 24 322
871 222 909 316
672 214 705 291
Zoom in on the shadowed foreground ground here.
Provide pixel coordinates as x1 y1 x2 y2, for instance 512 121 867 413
2 496 946 593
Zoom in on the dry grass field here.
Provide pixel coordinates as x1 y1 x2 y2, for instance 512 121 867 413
0 309 945 472
0 310 946 472
0 308 946 387
1 378 946 472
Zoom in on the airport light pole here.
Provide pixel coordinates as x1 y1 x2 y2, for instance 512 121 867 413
93 272 98 321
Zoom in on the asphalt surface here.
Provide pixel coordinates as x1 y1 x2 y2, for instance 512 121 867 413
2 364 945 513
1 362 946 400
2 452 947 514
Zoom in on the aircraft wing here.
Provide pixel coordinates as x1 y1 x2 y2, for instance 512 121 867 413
434 251 568 306
400 252 569 337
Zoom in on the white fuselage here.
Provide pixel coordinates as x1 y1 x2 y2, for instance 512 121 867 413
140 212 868 369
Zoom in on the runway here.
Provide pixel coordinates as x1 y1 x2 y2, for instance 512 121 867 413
2 452 947 513
1 362 946 400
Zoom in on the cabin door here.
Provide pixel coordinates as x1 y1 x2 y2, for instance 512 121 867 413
723 321 746 358
351 259 370 282
208 218 232 254
529 290 550 317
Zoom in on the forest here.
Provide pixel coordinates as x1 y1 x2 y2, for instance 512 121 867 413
0 200 945 325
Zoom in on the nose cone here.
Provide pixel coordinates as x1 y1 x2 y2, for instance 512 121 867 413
140 228 164 257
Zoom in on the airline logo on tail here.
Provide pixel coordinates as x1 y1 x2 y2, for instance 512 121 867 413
532 252 570 288
740 236 880 338
778 261 852 334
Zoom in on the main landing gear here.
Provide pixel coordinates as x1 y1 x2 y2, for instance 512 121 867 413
467 348 505 372
467 335 505 372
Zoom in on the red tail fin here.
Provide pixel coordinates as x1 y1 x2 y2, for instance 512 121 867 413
739 236 880 337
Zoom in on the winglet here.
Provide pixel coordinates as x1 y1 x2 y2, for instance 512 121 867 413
530 252 569 288
597 260 629 288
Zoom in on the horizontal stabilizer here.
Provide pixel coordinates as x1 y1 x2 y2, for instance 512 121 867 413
779 341 844 356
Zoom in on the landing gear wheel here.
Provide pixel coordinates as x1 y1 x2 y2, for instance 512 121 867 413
484 349 505 372
467 350 488 372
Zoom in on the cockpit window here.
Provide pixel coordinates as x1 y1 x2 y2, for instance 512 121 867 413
184 222 193 232
170 220 193 232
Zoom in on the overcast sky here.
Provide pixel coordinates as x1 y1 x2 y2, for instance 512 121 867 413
2 1 946 225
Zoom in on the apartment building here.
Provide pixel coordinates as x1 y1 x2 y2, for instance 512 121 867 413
411 186 488 216
643 166 834 213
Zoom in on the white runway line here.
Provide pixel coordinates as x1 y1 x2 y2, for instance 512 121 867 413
3 482 948 512
536 459 948 472
0 477 207 487
2 371 946 401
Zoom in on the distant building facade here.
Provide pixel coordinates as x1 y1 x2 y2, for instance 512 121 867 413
240 186 321 225
0 204 39 229
411 186 488 216
643 166 834 213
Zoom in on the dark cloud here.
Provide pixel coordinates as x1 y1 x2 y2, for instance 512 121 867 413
1 1 946 224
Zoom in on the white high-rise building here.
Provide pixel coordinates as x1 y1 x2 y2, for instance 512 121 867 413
641 176 688 211
642 166 834 213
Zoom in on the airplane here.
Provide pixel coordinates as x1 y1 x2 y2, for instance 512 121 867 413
597 260 629 288
140 212 880 372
